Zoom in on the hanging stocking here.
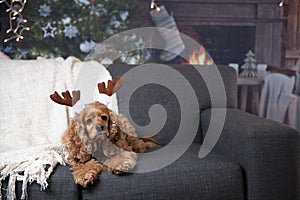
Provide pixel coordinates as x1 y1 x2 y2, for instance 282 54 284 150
150 5 185 61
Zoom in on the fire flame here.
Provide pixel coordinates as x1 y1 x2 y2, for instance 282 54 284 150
184 45 214 65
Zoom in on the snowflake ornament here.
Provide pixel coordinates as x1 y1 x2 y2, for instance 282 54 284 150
90 3 106 16
62 17 71 25
79 40 96 53
110 17 121 28
42 22 57 38
19 49 29 58
63 25 78 39
38 4 51 17
119 11 129 21
106 27 114 35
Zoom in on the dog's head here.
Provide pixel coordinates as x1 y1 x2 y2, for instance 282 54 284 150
75 101 117 152
69 101 157 156
81 102 110 138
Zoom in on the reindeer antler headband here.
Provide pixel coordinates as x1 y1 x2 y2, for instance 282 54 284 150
50 90 81 106
50 76 124 107
97 76 124 97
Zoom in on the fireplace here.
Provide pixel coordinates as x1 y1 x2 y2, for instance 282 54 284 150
158 0 284 68
195 25 256 65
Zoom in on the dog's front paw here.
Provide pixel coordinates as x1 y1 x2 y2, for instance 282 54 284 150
72 159 103 187
104 155 136 175
74 170 98 187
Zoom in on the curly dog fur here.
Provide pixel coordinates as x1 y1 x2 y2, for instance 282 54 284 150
62 101 157 187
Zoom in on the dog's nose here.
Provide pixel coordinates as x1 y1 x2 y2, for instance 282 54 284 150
96 124 104 132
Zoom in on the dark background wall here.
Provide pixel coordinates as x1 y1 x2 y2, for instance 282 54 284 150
1 0 299 69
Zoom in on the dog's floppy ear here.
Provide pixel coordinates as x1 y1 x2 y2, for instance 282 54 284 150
67 114 86 144
107 110 119 140
61 114 92 164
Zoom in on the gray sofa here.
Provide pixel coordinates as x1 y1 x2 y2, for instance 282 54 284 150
1 64 299 200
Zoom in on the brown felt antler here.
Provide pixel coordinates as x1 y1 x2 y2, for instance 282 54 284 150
97 76 124 96
50 90 80 106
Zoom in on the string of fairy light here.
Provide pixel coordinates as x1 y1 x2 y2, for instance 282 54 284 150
0 0 29 42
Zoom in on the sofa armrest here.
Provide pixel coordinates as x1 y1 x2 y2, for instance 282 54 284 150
201 108 300 200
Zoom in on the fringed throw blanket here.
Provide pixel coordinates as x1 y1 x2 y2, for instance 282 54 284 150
0 145 68 200
0 56 117 199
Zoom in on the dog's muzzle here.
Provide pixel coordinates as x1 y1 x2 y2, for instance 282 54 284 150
96 124 104 133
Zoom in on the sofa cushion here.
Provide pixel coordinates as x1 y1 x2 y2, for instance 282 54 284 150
1 165 78 200
81 143 244 200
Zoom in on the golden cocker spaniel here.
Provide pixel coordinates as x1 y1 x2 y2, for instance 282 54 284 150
61 101 158 187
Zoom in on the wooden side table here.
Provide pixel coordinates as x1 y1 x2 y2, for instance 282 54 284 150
238 76 264 115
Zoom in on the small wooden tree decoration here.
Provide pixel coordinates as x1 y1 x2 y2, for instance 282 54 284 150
240 50 257 77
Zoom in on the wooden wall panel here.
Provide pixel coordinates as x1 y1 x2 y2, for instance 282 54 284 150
286 0 299 49
163 3 256 19
283 0 300 68
258 4 282 19
256 23 273 64
271 22 283 66
297 0 300 50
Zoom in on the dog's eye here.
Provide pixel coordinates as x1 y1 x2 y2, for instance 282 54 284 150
86 118 93 125
101 115 107 121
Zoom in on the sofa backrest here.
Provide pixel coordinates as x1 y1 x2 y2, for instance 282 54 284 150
107 64 237 145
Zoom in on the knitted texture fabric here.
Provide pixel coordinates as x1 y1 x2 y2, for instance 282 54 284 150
0 144 68 200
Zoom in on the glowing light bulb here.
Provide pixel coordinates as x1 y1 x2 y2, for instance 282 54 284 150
150 0 160 12
150 1 154 9
279 0 284 6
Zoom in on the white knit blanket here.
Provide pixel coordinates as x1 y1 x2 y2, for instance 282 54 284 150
0 57 117 199
0 145 68 200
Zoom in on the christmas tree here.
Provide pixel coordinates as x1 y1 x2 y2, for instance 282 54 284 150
1 0 141 60
240 50 257 77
